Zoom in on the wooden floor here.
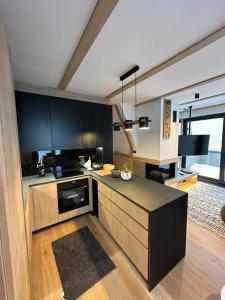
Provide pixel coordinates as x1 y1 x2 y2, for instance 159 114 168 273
31 185 225 300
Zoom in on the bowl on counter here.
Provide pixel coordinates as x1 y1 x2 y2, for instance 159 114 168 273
111 169 121 178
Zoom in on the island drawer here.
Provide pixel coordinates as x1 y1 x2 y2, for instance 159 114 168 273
98 182 149 229
98 191 148 248
99 203 148 279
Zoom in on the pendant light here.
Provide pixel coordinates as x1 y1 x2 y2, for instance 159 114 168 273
112 65 152 131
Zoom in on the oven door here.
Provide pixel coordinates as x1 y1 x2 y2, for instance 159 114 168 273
58 184 89 214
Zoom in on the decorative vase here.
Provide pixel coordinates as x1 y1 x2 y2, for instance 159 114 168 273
121 171 132 181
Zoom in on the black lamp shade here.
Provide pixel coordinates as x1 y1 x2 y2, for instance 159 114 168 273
112 122 122 131
124 120 133 131
139 117 149 129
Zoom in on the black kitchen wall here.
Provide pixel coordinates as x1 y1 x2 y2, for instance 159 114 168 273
15 91 112 174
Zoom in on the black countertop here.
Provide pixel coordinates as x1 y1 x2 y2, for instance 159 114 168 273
22 170 187 213
91 173 187 212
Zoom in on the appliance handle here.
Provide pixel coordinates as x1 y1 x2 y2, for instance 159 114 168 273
66 194 79 199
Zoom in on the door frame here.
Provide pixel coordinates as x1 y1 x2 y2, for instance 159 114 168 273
181 112 225 186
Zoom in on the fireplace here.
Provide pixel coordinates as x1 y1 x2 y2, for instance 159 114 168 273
145 162 176 182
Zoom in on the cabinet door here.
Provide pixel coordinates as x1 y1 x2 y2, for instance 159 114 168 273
15 91 52 152
100 105 112 163
82 102 103 148
32 183 58 230
51 97 83 148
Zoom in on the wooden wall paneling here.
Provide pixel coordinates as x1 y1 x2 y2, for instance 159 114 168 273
0 19 30 300
15 232 31 300
32 182 59 230
0 240 7 300
25 189 33 277
162 99 171 139
113 152 133 170
133 160 145 178
133 155 178 166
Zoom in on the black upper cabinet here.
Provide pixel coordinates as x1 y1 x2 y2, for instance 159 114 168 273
100 105 113 163
16 91 113 163
15 91 52 152
51 97 83 148
82 101 103 148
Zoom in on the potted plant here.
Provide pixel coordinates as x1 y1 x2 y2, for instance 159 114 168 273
121 163 132 181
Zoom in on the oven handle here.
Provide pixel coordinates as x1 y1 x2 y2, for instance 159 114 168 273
67 194 79 199
63 185 88 199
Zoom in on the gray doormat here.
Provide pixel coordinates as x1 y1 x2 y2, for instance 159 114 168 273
188 182 225 237
52 226 115 300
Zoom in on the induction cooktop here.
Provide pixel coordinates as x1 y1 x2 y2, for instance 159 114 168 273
53 167 84 179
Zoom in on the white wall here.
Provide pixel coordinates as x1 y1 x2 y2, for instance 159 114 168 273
113 99 180 161
134 100 161 160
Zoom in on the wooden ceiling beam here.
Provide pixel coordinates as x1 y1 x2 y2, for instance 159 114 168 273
113 104 136 153
107 25 225 99
135 72 225 107
58 0 119 90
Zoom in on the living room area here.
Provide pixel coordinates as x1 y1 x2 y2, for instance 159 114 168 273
112 83 225 298
113 77 225 239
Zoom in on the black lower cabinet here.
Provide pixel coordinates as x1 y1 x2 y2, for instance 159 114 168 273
92 179 98 217
149 194 187 290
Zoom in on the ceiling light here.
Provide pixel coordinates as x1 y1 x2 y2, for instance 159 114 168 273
112 65 152 131
195 93 199 99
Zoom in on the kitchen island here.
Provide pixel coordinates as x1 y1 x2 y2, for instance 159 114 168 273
23 171 187 291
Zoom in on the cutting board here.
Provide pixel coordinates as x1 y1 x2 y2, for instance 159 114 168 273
93 170 112 176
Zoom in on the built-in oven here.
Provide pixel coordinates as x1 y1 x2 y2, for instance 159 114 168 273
57 178 89 214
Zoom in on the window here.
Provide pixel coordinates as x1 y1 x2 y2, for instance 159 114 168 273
183 114 225 184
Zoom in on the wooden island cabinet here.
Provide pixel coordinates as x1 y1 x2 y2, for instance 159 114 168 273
96 179 187 291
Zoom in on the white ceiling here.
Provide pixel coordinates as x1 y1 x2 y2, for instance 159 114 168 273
110 36 225 104
170 77 225 109
0 0 97 87
68 0 225 97
1 0 225 108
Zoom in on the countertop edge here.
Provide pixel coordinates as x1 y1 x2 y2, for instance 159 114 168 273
22 172 187 213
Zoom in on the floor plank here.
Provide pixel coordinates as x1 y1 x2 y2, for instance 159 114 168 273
31 212 225 300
